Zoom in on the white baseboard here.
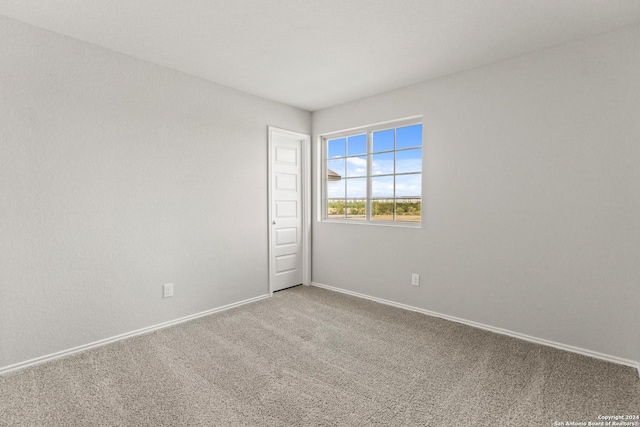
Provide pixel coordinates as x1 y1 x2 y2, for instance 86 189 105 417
0 294 270 376
312 282 640 378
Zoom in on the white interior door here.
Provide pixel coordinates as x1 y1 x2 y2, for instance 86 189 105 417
268 128 309 293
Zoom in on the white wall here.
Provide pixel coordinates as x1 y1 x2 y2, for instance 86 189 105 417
0 16 310 369
312 25 640 365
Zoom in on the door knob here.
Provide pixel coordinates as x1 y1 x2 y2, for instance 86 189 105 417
272 220 276 225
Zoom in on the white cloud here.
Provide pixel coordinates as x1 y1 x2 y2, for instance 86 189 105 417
372 159 393 175
347 156 367 177
395 174 421 197
347 157 366 167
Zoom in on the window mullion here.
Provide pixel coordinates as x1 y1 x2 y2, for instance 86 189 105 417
366 131 372 221
393 128 397 222
323 138 328 220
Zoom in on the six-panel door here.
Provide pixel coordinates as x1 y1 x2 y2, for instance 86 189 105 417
270 133 303 291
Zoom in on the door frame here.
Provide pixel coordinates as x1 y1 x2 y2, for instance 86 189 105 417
267 126 311 296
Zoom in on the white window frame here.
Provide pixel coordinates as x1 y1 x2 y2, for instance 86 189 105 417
320 116 423 227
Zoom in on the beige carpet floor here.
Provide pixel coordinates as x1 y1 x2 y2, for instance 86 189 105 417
1 286 638 426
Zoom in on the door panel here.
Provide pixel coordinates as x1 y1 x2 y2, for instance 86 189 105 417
275 201 297 218
275 254 298 273
275 173 297 191
275 146 298 164
275 228 297 246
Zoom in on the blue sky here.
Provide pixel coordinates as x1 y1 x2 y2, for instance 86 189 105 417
327 124 422 200
327 124 422 159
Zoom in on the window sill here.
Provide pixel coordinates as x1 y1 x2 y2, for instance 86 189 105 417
320 219 421 228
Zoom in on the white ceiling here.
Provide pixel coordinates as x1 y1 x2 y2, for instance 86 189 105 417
1 1 640 111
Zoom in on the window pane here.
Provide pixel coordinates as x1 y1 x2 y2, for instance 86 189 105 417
373 129 394 153
327 199 345 219
371 176 393 198
372 200 394 221
346 178 366 199
327 179 345 199
396 124 422 149
347 134 367 156
371 152 394 176
396 199 421 222
395 174 421 198
346 156 367 177
328 138 346 158
327 158 345 178
346 199 366 220
396 148 422 174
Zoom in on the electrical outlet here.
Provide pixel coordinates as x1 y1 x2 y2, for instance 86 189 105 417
411 273 420 286
163 283 174 298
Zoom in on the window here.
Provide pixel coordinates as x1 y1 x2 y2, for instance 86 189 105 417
323 118 422 225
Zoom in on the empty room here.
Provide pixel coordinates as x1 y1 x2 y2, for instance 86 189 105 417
1 1 639 426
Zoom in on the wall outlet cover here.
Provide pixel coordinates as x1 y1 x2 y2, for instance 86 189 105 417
411 274 420 286
163 283 174 298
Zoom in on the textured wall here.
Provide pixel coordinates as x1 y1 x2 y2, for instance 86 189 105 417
0 16 310 368
312 25 640 364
